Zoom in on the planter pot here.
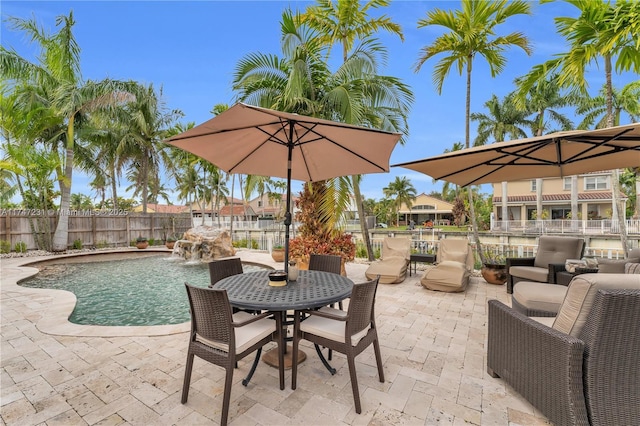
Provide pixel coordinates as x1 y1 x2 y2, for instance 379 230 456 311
271 249 285 262
481 263 507 285
136 241 149 249
165 241 175 250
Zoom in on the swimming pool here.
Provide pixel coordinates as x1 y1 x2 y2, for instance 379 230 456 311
20 254 270 326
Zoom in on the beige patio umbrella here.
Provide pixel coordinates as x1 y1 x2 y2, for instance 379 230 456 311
166 102 402 270
393 123 640 187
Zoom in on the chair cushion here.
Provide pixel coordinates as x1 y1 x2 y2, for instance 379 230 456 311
552 273 640 337
382 237 411 260
365 257 408 284
531 316 555 327
421 260 470 292
445 251 468 264
199 312 275 353
626 263 640 274
598 257 640 273
509 265 549 282
300 312 369 346
534 236 584 268
513 282 568 314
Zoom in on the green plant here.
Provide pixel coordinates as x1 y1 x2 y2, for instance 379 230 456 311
272 244 284 250
289 233 356 264
136 236 147 243
251 239 259 249
96 240 109 249
72 239 83 250
481 245 506 265
0 240 11 254
166 235 177 242
14 241 27 253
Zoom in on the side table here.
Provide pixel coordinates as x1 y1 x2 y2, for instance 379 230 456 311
409 253 436 276
556 267 599 286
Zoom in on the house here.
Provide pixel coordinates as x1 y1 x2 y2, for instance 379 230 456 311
397 193 454 226
492 170 628 221
132 203 189 214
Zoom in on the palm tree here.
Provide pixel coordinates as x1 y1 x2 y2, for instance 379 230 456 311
1 12 134 251
382 176 417 226
471 93 533 227
233 9 412 241
296 0 408 261
414 0 532 262
517 0 640 256
577 81 640 129
515 73 577 219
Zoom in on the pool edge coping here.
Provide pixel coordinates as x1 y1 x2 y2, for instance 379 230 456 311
1 248 192 337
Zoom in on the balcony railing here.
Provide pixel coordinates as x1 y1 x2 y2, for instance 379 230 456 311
490 219 640 235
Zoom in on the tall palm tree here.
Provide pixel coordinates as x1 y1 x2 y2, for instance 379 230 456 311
517 0 640 256
382 176 417 226
471 93 534 226
414 0 532 262
296 0 408 261
233 10 412 238
1 12 134 251
515 74 577 218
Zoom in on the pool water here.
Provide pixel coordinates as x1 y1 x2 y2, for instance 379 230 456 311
20 255 269 326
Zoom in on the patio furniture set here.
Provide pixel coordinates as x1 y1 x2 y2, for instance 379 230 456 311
180 236 639 426
182 255 382 426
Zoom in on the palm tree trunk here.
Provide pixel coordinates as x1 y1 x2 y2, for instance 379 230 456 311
604 54 629 257
465 59 484 263
501 181 508 230
110 164 118 210
52 123 75 251
352 177 374 261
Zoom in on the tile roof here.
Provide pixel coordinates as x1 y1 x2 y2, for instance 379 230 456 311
493 191 626 203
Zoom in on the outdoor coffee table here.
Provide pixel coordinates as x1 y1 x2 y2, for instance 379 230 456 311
213 269 354 385
409 253 436 276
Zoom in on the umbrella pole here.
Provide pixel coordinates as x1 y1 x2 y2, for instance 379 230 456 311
284 124 294 274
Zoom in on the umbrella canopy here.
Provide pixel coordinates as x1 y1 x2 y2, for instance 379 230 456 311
393 123 640 187
166 102 402 270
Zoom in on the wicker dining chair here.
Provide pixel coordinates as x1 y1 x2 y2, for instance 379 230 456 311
208 257 244 287
181 283 283 426
291 277 384 414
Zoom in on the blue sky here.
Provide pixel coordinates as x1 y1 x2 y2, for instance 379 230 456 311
2 1 638 205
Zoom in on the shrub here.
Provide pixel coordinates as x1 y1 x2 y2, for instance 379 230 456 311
72 239 83 250
14 241 27 253
0 240 10 254
96 240 109 249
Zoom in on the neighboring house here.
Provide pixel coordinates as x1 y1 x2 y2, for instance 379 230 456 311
246 194 299 219
132 204 189 214
397 193 454 226
492 170 628 221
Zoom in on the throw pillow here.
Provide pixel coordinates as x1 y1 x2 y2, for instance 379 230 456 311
625 262 640 274
598 257 640 273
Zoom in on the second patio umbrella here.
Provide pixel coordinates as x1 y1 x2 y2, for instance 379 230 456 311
167 103 402 270
392 123 640 187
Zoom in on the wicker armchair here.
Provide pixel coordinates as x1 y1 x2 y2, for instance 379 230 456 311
487 285 640 425
506 235 584 294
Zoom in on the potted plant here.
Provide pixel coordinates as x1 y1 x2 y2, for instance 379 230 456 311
271 244 285 262
480 247 507 285
136 236 149 249
165 235 177 250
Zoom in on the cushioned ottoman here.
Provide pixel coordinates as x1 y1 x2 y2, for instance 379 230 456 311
512 282 568 317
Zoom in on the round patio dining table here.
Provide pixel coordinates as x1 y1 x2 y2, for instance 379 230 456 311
213 269 354 388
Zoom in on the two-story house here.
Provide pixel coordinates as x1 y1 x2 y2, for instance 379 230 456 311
492 170 628 222
397 193 454 226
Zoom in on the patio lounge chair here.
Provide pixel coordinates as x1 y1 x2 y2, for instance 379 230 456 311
506 235 584 294
181 283 283 426
420 238 474 292
487 274 640 425
365 237 411 284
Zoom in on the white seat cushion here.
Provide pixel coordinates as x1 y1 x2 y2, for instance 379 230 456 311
300 313 369 346
199 312 275 353
513 282 567 314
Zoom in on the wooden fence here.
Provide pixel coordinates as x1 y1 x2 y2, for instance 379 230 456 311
0 211 192 250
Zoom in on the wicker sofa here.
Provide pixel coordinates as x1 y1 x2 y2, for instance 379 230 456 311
506 235 585 294
488 274 640 425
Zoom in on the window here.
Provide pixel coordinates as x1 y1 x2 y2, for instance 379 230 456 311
585 176 608 190
530 180 537 192
258 201 263 207
413 204 435 210
563 177 572 191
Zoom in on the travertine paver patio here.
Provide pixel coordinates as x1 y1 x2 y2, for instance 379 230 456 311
1 249 550 425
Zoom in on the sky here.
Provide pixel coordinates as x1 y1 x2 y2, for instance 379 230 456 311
2 1 638 205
